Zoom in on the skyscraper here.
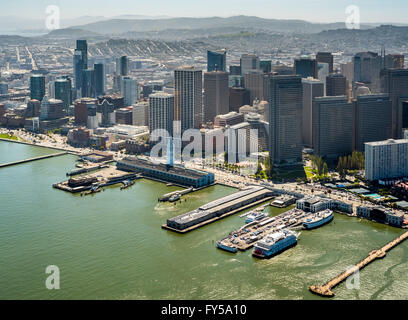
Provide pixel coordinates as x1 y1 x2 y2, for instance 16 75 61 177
302 78 324 147
121 77 139 106
81 69 95 98
269 76 303 165
149 92 174 138
240 54 260 76
352 94 392 152
174 66 203 132
313 96 353 159
244 71 270 104
260 61 272 74
39 96 65 121
353 52 382 93
207 50 226 72
326 74 347 97
380 69 408 138
229 87 250 112
76 40 88 68
96 99 115 127
73 50 84 98
294 57 318 79
204 71 229 123
54 77 72 111
316 52 334 74
116 56 129 76
94 63 106 97
30 74 46 101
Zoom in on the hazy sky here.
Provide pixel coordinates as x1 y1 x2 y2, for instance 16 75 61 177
1 0 407 23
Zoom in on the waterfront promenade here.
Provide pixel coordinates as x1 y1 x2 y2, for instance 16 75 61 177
0 151 68 168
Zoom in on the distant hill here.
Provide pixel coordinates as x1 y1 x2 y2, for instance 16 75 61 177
42 28 102 39
68 15 373 35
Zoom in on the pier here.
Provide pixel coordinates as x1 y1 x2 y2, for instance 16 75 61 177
0 151 68 168
309 230 408 297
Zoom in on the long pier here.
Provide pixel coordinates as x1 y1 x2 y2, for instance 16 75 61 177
309 230 408 297
0 151 68 168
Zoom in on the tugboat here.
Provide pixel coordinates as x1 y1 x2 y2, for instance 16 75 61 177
252 230 299 259
303 209 334 230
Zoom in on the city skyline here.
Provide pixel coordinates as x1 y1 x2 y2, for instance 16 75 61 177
1 0 408 24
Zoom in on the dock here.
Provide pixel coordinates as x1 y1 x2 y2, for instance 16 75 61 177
0 151 68 168
309 230 408 297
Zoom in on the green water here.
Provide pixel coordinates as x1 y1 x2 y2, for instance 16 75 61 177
0 140 408 300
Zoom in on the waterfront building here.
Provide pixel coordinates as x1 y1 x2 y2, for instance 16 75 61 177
121 77 139 106
117 156 214 189
294 57 318 79
352 94 392 152
204 71 229 123
296 196 352 214
302 78 324 147
316 52 334 74
365 139 408 181
149 92 174 138
326 74 347 97
313 96 353 159
269 75 303 165
356 205 404 227
174 66 203 131
207 50 226 72
30 74 46 101
240 54 260 76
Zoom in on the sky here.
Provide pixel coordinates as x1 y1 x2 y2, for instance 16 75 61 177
1 0 408 23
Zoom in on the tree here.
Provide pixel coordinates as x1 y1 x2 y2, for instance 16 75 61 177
323 162 328 177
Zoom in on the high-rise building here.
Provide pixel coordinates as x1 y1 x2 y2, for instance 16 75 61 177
353 52 382 93
269 76 303 165
316 52 334 74
76 40 88 68
229 87 250 112
30 74 46 101
133 101 149 126
149 92 174 137
365 139 408 181
94 63 106 97
294 57 318 79
380 69 408 138
54 77 72 111
73 50 84 98
25 100 41 118
174 66 203 131
121 77 139 106
352 94 392 152
115 107 134 125
203 71 229 123
74 98 97 126
326 73 347 96
229 65 241 76
384 54 405 69
240 54 260 76
312 96 353 159
96 99 115 127
116 56 129 76
39 96 65 120
244 71 270 104
207 50 226 72
302 78 324 147
98 94 125 110
81 69 95 98
260 61 272 73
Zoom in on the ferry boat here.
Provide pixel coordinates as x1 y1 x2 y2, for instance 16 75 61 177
245 211 267 224
252 230 298 259
303 209 334 230
216 241 238 253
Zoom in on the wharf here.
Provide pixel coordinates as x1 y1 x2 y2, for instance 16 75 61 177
162 197 273 234
309 230 408 297
0 151 68 168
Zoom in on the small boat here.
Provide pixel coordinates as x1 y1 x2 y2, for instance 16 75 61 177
216 241 238 253
245 211 267 224
169 194 181 202
252 230 299 259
